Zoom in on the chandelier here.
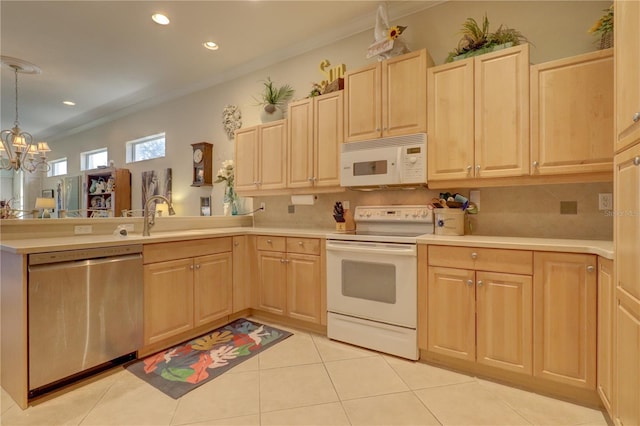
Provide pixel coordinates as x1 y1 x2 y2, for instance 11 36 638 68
0 57 51 173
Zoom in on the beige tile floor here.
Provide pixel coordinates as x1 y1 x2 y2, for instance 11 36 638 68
1 321 610 426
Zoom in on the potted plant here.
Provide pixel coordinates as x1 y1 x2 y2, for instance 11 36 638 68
588 4 613 49
254 77 294 123
445 14 528 63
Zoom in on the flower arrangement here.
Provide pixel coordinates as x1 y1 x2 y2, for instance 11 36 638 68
215 160 238 215
387 25 407 40
589 4 613 49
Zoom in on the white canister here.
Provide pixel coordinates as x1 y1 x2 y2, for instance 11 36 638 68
434 209 465 236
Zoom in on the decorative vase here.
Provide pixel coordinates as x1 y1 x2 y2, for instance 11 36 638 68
224 186 238 216
260 104 284 123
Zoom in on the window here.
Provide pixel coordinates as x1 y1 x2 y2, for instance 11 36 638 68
126 133 165 163
80 148 108 171
47 158 67 177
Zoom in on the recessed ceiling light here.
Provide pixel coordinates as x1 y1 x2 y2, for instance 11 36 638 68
62 101 76 106
203 41 219 51
152 13 170 25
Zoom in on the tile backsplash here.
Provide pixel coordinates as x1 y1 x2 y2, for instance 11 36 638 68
252 182 613 241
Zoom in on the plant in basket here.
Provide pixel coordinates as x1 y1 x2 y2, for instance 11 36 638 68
588 4 613 49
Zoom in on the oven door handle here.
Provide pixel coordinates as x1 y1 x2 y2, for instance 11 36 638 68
326 241 416 256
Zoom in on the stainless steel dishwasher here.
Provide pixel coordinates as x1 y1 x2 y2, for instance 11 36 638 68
28 245 143 396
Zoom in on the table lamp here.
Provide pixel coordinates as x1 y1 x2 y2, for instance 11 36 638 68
34 197 56 218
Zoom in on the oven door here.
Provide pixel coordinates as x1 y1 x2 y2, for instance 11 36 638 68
326 240 417 328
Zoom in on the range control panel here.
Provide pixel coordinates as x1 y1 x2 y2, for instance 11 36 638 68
354 205 433 223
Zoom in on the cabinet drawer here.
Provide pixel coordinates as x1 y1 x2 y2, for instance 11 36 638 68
256 236 286 252
428 245 533 275
286 237 321 255
143 237 232 264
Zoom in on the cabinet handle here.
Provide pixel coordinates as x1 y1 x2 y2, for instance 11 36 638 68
587 265 595 273
298 241 303 246
532 161 539 168
195 264 200 270
471 252 478 260
234 241 239 247
477 280 483 287
308 177 314 182
190 265 194 270
634 156 640 166
475 165 481 173
267 239 272 244
633 112 640 123
466 279 473 287
466 165 472 174
376 128 381 132
284 259 290 264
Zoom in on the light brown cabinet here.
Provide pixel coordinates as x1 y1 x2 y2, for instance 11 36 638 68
287 91 343 189
345 49 431 142
143 238 233 347
533 252 597 390
426 246 533 375
597 257 614 417
613 141 640 426
615 0 640 153
235 120 287 194
84 167 131 217
530 49 613 176
427 44 530 181
255 236 323 325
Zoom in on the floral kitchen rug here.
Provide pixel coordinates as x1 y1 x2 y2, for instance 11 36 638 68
126 318 292 399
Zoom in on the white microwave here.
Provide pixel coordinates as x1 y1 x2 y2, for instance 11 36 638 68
340 133 427 187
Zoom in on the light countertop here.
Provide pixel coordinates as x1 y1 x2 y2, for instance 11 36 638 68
1 226 613 259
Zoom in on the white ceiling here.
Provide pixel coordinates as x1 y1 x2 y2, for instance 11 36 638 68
1 1 435 142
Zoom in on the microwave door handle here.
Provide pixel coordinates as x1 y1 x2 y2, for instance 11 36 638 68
396 147 402 183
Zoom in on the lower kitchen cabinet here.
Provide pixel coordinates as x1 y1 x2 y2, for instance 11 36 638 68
427 246 533 375
143 238 233 347
597 257 614 416
533 252 597 390
255 235 323 325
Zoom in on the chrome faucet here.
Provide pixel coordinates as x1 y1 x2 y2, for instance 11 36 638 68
143 195 176 236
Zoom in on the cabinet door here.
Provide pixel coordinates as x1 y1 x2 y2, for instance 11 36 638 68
257 251 287 315
286 253 321 324
427 59 475 180
476 271 532 374
235 126 259 191
287 98 314 188
232 235 251 312
615 0 640 152
259 120 287 190
314 90 343 187
427 266 475 361
474 44 529 178
614 299 640 426
143 259 194 345
533 252 597 389
345 62 381 142
597 257 614 416
531 49 613 175
383 49 427 137
194 252 232 326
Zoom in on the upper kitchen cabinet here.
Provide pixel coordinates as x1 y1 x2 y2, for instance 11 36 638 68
615 0 640 152
428 44 530 181
345 49 433 142
235 120 287 195
287 91 343 190
531 49 613 176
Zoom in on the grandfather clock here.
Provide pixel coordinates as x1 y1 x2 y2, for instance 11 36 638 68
191 142 213 186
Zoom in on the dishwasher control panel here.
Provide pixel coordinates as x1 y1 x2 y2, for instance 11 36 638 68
29 244 143 265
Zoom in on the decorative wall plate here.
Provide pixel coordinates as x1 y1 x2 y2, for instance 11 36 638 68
222 105 242 139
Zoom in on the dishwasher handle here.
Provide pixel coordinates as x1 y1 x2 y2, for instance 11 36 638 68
29 245 143 266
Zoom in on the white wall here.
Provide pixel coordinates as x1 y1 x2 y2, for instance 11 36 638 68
40 1 610 216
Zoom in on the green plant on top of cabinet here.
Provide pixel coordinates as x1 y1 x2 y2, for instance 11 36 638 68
234 120 287 194
615 0 640 153
530 49 613 176
427 44 530 181
344 49 432 142
287 90 343 189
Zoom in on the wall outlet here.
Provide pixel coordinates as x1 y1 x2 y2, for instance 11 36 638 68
598 193 613 211
260 202 266 212
288 205 295 214
74 225 93 234
342 200 350 210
